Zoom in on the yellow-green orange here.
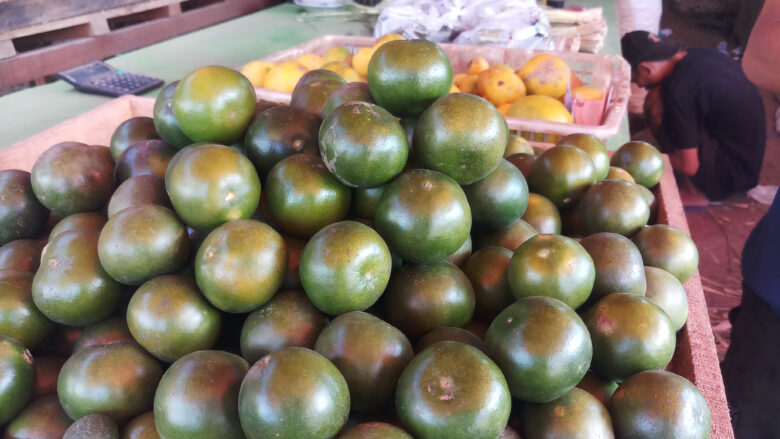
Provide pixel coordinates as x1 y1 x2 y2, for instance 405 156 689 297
375 169 471 263
195 219 286 313
290 69 346 119
414 93 508 184
265 154 351 238
463 159 528 229
0 238 46 273
300 221 392 315
173 65 256 144
319 102 408 188
109 117 160 160
98 204 190 285
610 141 665 188
384 262 475 338
315 311 413 412
3 395 72 439
33 229 122 326
153 81 192 148
396 341 511 439
166 144 261 231
238 347 350 439
367 40 452 117
57 342 162 423
528 145 596 208
473 217 537 252
0 270 54 349
522 193 561 234
508 234 595 309
610 370 711 439
522 387 614 439
126 275 220 362
339 422 413 439
579 179 650 236
240 290 328 363
485 297 592 403
584 293 675 379
154 351 248 439
632 225 699 283
121 411 160 439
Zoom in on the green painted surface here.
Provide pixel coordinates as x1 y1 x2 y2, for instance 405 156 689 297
0 1 628 150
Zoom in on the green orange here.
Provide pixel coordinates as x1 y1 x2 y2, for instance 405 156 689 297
322 82 375 118
290 69 346 119
610 141 665 188
632 224 699 283
579 232 646 301
396 341 511 439
127 275 220 362
0 270 54 349
3 395 72 439
508 234 595 309
521 387 614 438
375 169 471 264
584 293 675 379
154 350 248 439
528 145 597 208
522 193 561 234
49 212 106 240
98 204 190 285
339 422 413 439
110 117 160 160
472 217 537 252
107 175 171 218
114 139 177 184
0 170 48 245
57 342 163 423
0 335 35 424
243 105 320 177
557 133 610 181
0 238 46 273
462 246 515 323
319 101 409 188
33 229 122 326
384 262 475 339
265 154 351 238
610 370 711 438
300 220 392 315
644 266 688 331
153 81 192 148
485 297 592 403
72 316 133 352
315 311 413 412
367 40 453 117
166 144 261 231
238 347 350 439
31 142 115 216
173 65 256 144
463 159 529 229
579 179 650 236
240 290 328 363
414 93 508 184
196 219 287 313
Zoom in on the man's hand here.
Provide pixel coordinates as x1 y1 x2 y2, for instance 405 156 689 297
669 148 699 176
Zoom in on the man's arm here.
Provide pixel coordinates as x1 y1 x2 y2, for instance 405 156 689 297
669 148 699 176
742 0 780 93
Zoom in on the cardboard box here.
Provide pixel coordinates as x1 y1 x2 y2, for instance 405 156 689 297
0 95 733 438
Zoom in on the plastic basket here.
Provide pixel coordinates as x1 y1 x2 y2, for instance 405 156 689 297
255 35 631 145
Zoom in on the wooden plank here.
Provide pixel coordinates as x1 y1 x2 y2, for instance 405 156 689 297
0 0 182 36
0 0 280 89
0 38 14 59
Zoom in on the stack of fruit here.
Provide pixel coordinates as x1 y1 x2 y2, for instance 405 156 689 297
0 38 712 439
239 34 405 93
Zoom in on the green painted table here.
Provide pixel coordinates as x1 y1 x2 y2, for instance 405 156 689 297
0 2 629 150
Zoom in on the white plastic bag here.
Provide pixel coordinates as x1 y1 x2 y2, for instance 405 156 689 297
374 0 554 50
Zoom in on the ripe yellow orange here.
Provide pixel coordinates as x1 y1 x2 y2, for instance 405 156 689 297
323 47 352 64
467 56 490 75
297 54 324 70
373 33 405 49
477 67 526 107
517 54 572 100
263 61 308 92
322 62 362 82
239 61 275 87
453 73 479 94
351 47 375 77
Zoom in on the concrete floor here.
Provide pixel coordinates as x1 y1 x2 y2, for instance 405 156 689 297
635 2 780 360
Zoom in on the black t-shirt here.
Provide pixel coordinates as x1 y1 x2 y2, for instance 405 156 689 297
658 48 765 200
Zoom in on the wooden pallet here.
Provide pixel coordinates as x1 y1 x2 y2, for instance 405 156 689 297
0 0 281 88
